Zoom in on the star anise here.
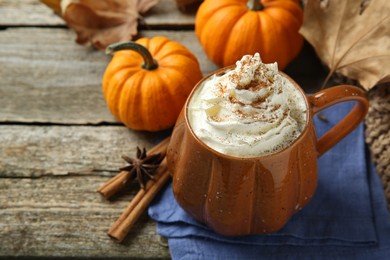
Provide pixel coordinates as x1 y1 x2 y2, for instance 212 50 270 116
119 147 164 189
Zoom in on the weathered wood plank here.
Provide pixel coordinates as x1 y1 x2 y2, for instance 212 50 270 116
0 0 64 27
0 125 170 257
0 125 158 177
0 27 217 124
0 28 114 124
0 0 194 27
0 176 170 258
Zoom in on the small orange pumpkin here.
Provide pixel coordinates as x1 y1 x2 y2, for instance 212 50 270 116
102 36 203 131
195 0 304 69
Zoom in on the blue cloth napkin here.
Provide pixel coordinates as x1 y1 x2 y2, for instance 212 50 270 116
149 102 390 259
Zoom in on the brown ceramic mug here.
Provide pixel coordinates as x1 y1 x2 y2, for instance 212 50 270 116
166 66 369 236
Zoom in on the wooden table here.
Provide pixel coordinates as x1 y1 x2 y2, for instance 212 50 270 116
0 0 330 258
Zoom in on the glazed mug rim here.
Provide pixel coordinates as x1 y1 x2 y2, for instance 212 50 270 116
183 66 312 161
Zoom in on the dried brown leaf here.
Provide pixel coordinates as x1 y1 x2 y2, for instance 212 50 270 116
300 0 390 90
60 0 159 50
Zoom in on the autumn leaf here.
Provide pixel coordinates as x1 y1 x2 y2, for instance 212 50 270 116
41 0 159 50
300 0 390 90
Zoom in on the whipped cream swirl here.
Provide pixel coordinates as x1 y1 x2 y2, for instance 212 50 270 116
188 53 307 158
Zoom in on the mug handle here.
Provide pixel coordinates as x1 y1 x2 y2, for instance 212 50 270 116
308 85 369 157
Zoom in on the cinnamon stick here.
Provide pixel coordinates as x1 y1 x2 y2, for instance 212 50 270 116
97 137 170 199
108 158 170 242
97 170 135 199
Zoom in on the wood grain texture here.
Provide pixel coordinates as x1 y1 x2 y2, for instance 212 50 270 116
0 125 170 257
0 0 64 26
0 176 170 258
0 28 217 124
0 125 158 177
0 0 194 27
0 28 114 124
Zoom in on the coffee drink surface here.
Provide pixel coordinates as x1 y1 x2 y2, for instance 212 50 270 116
188 53 307 158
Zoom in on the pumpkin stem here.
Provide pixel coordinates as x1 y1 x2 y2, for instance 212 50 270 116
248 0 264 11
106 41 159 70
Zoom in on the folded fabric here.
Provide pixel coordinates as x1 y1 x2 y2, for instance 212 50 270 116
149 102 390 259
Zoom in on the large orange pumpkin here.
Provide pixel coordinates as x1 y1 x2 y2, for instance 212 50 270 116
195 0 304 69
102 36 203 131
